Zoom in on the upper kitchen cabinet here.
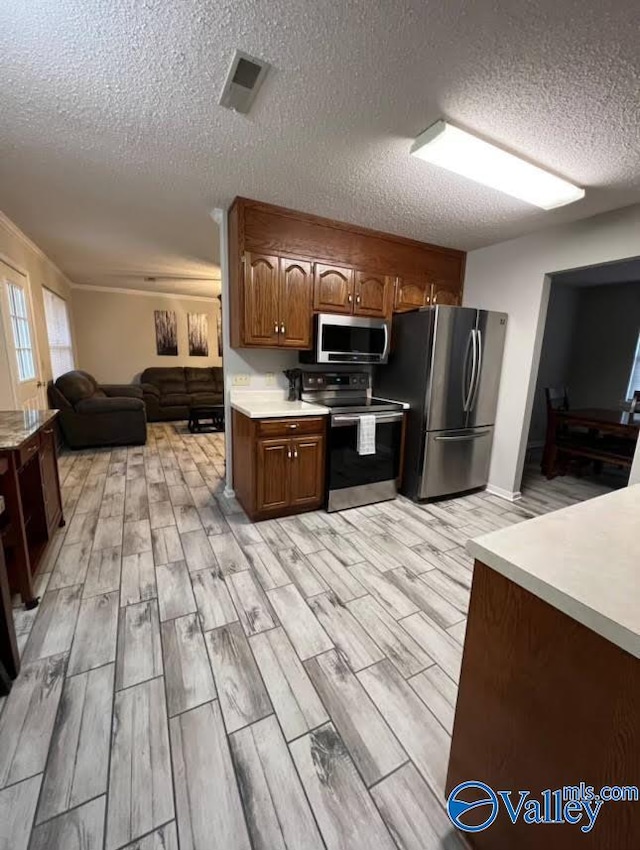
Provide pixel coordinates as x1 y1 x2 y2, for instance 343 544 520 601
241 252 313 348
354 271 394 318
243 252 280 345
279 258 313 347
229 197 466 349
313 264 354 314
394 274 432 312
431 278 462 306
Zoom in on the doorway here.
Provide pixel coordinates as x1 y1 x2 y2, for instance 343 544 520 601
528 258 640 486
0 259 45 410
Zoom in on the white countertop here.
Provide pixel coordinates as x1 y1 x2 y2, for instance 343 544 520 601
230 391 330 419
468 484 640 659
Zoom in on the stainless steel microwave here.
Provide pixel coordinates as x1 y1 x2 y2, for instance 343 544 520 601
300 313 390 364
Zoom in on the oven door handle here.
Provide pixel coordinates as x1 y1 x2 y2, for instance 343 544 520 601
331 412 404 426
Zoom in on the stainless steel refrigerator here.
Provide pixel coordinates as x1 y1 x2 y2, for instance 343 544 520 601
375 306 507 500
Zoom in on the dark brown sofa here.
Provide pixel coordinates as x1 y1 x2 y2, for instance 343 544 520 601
141 367 223 422
48 370 147 448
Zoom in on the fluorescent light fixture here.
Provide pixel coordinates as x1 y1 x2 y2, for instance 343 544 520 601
410 120 585 210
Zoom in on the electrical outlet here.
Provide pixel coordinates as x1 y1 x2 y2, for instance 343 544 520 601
232 374 251 387
265 373 276 386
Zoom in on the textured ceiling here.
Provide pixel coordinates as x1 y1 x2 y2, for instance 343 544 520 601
2 0 640 297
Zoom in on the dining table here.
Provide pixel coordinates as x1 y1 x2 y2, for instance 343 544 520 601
542 407 639 478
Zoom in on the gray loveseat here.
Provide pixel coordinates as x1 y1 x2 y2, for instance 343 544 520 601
141 367 223 422
48 370 147 448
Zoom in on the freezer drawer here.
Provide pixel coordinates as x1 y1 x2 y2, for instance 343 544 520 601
418 427 494 500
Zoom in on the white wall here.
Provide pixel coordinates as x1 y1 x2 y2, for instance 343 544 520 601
528 284 579 446
72 287 222 383
568 282 640 408
463 204 640 499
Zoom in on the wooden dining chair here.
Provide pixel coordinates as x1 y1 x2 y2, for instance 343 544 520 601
542 386 591 477
545 386 570 412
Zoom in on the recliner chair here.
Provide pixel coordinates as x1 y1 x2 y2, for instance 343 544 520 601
48 370 147 448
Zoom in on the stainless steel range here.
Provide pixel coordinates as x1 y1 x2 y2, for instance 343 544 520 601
301 371 405 512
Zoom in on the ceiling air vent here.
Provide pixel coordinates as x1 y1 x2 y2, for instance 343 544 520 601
219 50 270 114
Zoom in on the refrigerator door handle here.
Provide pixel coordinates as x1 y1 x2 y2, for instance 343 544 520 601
433 429 492 442
469 329 483 411
462 330 475 411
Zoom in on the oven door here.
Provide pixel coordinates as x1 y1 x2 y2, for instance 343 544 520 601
327 411 404 511
316 314 390 364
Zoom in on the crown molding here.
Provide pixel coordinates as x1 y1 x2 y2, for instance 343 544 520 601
0 209 74 287
70 281 218 302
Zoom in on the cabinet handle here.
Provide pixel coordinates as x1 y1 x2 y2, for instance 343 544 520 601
293 447 298 459
348 294 353 304
356 295 361 304
287 447 292 459
274 322 279 334
288 423 298 429
280 323 285 335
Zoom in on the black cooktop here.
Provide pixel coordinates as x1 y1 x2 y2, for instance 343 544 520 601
322 397 404 414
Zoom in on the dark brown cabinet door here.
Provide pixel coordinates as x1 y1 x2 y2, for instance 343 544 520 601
289 435 324 509
279 259 313 348
243 253 280 345
353 272 393 318
313 264 354 314
431 280 462 306
256 438 290 513
39 426 62 533
393 275 432 312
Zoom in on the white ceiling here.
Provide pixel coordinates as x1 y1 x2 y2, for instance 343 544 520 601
2 0 640 298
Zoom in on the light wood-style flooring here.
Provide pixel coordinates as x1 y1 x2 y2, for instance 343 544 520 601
0 423 613 850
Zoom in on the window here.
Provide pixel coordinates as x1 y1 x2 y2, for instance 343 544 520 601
7 283 36 381
43 288 75 380
627 330 640 400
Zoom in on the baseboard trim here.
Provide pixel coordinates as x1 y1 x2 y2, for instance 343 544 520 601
485 484 523 502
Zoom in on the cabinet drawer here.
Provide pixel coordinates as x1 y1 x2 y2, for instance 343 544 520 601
17 434 40 469
256 417 325 437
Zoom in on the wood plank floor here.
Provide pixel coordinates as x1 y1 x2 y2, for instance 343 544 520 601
1 423 614 850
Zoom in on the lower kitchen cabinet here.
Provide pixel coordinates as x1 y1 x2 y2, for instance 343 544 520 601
232 411 326 520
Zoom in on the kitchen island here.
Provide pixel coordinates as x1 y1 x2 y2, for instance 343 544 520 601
447 484 640 849
0 410 64 609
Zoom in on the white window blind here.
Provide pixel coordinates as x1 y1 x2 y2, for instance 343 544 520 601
7 283 36 381
627 331 640 400
43 288 75 379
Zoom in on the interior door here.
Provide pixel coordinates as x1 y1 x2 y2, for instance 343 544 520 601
353 272 393 318
467 310 508 428
279 258 313 348
243 253 280 345
313 264 354 314
0 260 44 410
426 306 477 432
